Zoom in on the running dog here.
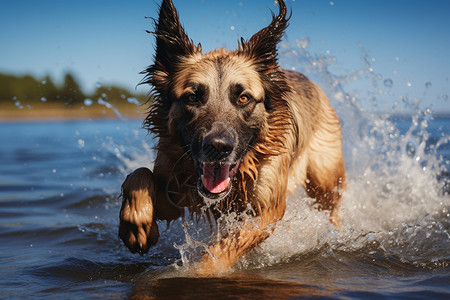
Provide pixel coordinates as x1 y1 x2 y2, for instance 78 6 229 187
119 0 346 273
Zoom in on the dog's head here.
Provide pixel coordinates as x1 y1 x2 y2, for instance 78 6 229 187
143 0 291 201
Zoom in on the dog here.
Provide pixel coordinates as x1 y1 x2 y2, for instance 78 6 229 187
119 0 346 273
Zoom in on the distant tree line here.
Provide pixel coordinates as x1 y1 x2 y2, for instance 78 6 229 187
0 72 147 107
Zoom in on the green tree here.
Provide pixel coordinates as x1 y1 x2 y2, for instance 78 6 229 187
0 73 40 103
39 75 59 103
0 71 147 107
21 75 41 101
0 73 18 102
60 73 84 106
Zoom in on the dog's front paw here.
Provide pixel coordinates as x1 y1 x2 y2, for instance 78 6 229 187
119 168 159 254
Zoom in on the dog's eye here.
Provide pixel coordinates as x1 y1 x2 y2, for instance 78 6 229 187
239 95 250 104
186 93 198 103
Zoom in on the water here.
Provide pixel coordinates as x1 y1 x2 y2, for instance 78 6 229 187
1 48 449 299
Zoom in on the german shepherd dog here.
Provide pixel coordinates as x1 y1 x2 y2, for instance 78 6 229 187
119 0 346 273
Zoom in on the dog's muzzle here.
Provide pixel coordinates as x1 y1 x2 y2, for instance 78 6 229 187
196 133 240 200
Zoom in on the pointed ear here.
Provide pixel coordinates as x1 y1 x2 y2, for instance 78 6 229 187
239 0 290 72
141 0 201 93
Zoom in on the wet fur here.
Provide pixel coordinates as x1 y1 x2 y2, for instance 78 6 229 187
119 0 346 274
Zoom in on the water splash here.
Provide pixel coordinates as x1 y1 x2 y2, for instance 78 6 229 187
384 78 393 88
97 98 124 120
126 97 140 106
114 36 449 272
234 38 450 270
83 98 93 106
14 99 24 109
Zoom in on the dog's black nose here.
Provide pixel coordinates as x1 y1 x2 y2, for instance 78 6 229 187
202 135 234 160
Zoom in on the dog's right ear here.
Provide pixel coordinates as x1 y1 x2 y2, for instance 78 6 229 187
141 0 201 93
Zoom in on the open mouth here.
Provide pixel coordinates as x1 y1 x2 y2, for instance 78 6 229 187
197 161 240 200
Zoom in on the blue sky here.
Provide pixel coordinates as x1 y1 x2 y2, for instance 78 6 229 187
1 0 449 112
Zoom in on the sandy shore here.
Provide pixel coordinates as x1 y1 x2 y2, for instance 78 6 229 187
0 103 147 122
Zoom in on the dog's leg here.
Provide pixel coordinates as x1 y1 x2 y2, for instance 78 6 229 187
119 167 183 254
197 227 270 274
195 208 283 274
119 167 159 254
304 108 346 227
305 144 346 227
305 171 345 227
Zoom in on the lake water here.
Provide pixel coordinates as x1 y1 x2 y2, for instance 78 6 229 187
0 112 449 299
1 43 449 298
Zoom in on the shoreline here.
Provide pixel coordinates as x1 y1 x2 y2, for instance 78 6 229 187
0 103 146 123
2 104 449 124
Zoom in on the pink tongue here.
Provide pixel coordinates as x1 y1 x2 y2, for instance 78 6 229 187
201 163 230 194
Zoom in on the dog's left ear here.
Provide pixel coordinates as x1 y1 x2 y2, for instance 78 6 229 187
142 0 201 93
239 0 290 73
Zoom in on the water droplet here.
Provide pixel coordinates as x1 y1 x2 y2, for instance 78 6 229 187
84 99 93 106
40 97 47 102
441 94 448 101
101 93 107 99
230 26 235 31
98 98 112 108
41 80 47 85
127 97 140 105
425 81 432 88
78 139 85 148
15 101 23 109
296 37 310 49
96 82 102 88
407 82 412 87
383 79 393 88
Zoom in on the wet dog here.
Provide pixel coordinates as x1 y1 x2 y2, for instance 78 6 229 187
119 0 346 273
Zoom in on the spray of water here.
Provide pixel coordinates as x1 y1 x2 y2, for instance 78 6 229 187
117 37 449 272
234 38 450 270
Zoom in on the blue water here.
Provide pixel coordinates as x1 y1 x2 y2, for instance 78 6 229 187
0 112 448 299
1 34 450 298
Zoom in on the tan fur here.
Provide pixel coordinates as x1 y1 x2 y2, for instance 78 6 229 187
119 0 346 274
